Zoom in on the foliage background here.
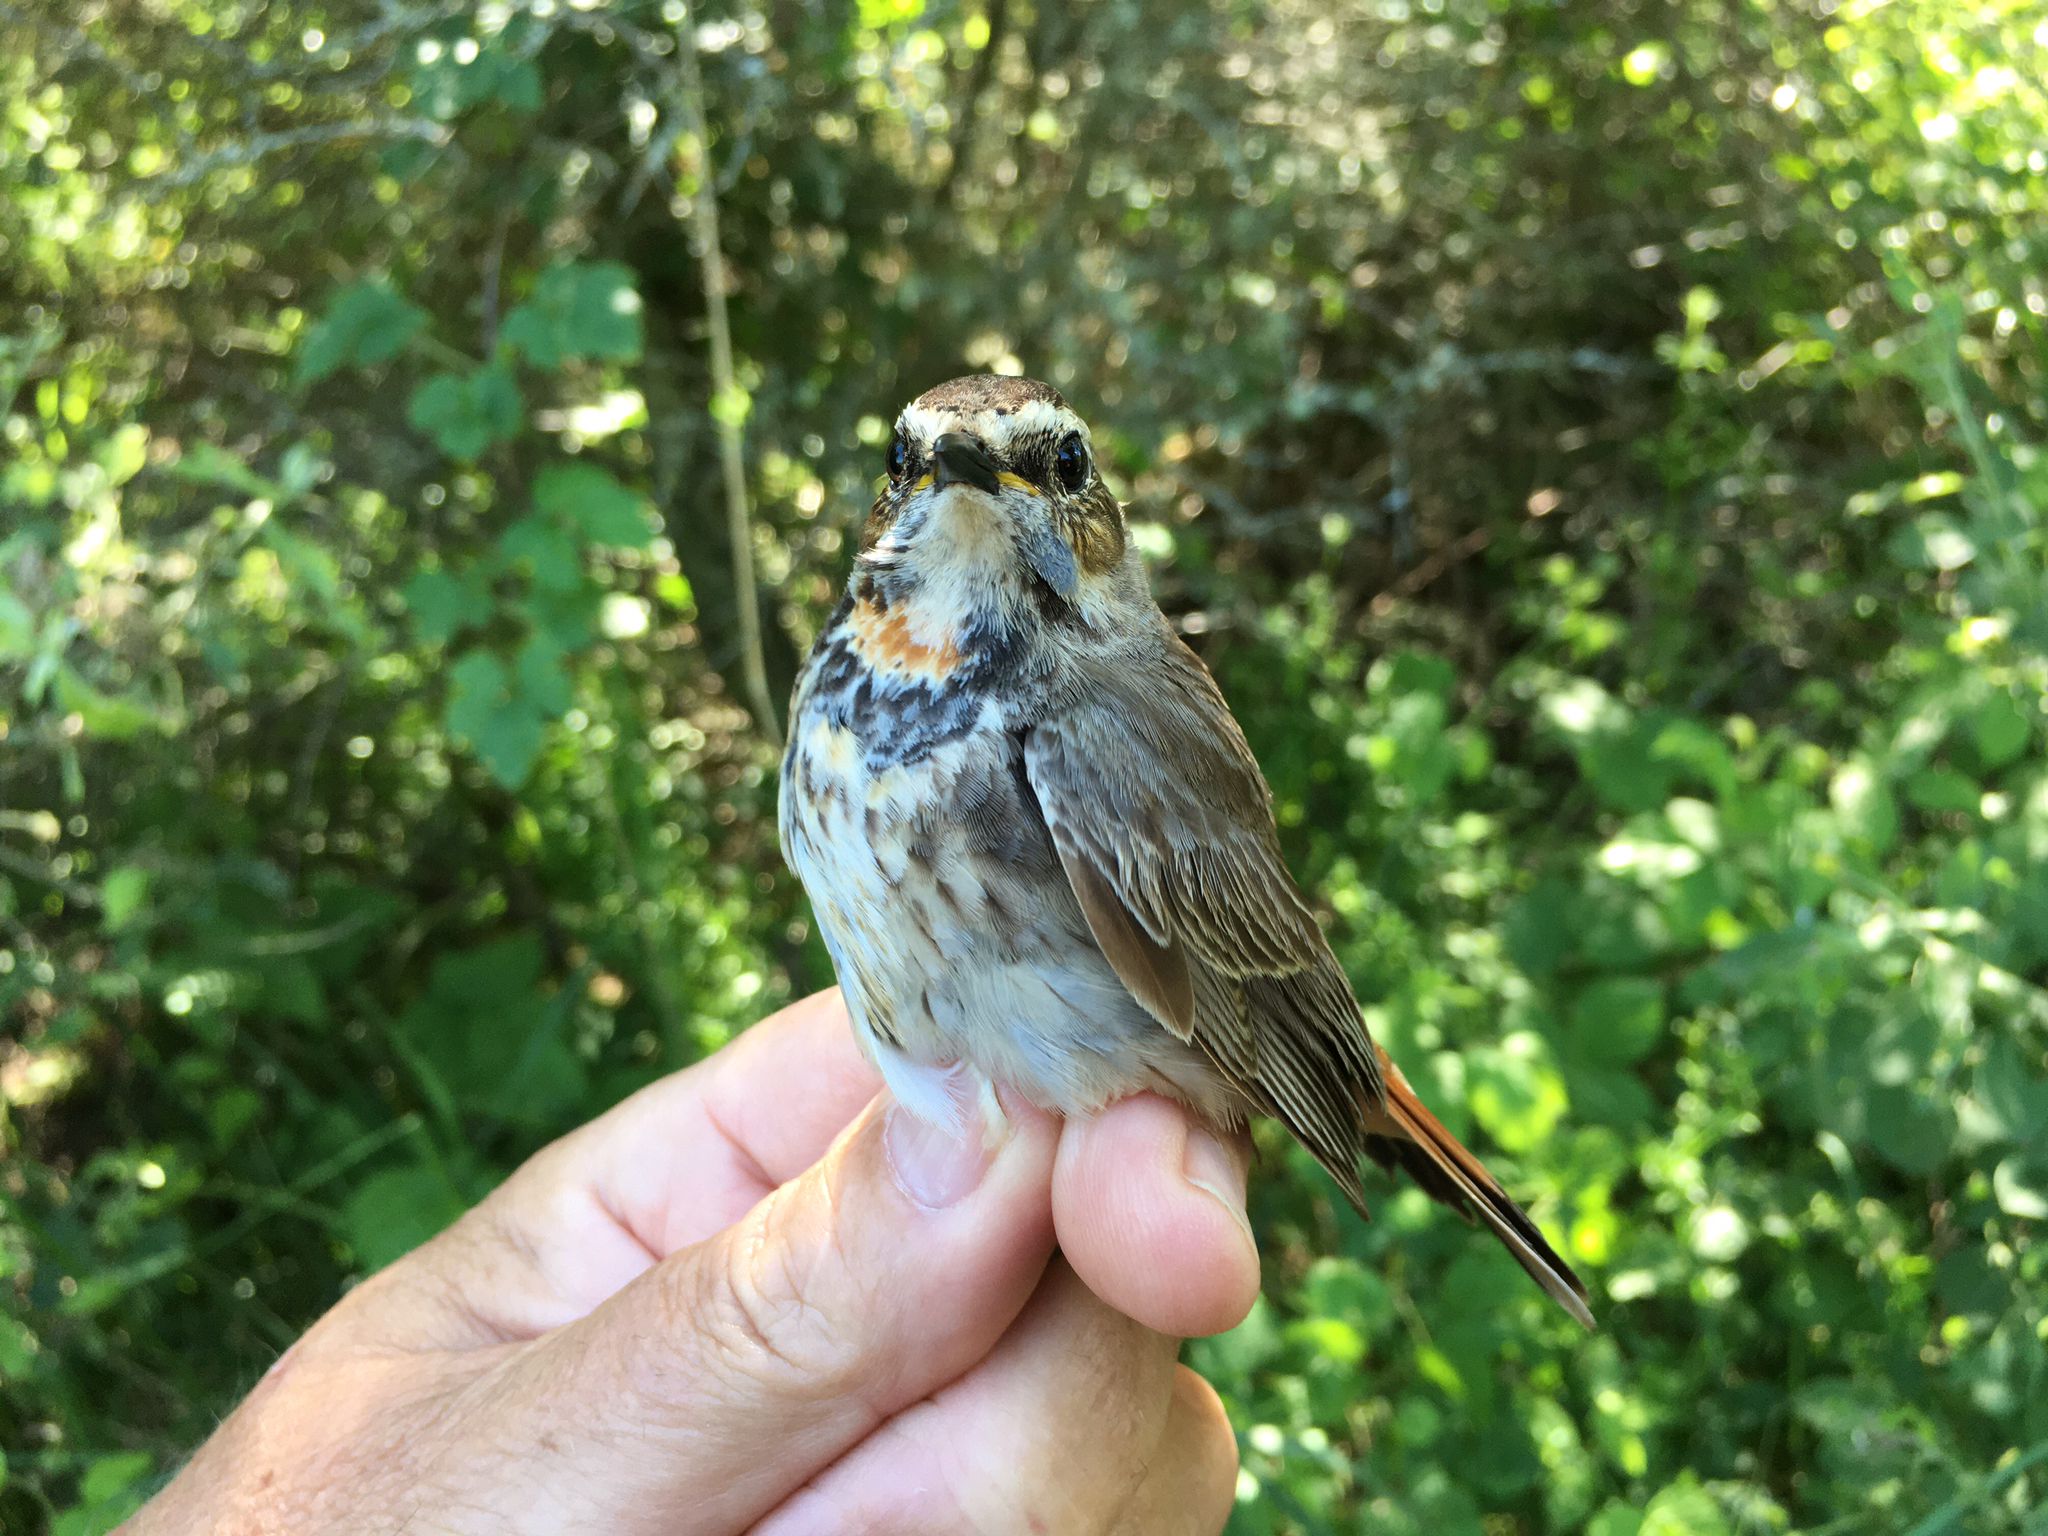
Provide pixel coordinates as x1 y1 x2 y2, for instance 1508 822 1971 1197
4 0 2047 1531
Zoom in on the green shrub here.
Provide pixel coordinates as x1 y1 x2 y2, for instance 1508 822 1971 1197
3 1 2043 1530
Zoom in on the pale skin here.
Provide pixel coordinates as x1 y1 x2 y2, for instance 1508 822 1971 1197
125 989 1262 1535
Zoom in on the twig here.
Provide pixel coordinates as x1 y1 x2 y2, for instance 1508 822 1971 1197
594 719 686 1062
136 118 453 192
934 0 1011 207
1368 525 1493 615
480 201 515 355
670 3 782 745
0 844 99 909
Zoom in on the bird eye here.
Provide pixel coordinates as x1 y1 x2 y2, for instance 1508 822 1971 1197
886 433 910 483
1053 432 1090 492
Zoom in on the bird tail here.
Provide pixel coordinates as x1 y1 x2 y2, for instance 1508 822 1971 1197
1361 1051 1595 1330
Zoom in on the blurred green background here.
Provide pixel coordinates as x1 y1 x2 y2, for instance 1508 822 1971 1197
4 0 2046 1531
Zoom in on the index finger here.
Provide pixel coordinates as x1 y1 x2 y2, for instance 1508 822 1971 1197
361 990 883 1346
559 986 885 1253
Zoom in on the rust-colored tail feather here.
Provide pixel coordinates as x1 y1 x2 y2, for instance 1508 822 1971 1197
1361 1052 1595 1330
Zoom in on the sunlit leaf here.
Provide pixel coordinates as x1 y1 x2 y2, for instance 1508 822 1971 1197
101 866 150 929
403 566 495 646
406 365 522 459
1570 977 1665 1067
533 462 655 547
296 281 428 384
502 262 644 368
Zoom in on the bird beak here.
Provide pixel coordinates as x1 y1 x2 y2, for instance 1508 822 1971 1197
931 431 1003 493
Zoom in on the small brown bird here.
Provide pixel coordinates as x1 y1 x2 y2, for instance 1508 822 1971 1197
780 375 1591 1327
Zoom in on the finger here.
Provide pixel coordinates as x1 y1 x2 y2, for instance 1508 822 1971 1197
1111 1368 1242 1536
586 986 883 1249
644 987 882 1186
754 1262 1234 1535
351 990 881 1349
511 988 878 1256
1053 1093 1261 1337
470 1091 1062 1534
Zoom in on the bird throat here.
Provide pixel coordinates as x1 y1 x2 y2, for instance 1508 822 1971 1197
799 578 1032 772
844 592 965 682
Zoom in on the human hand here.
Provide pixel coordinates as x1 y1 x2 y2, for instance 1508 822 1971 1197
126 989 1260 1534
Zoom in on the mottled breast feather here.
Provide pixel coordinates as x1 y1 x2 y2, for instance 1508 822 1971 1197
793 593 1033 773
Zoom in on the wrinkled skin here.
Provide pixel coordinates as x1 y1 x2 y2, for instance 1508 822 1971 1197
125 990 1258 1535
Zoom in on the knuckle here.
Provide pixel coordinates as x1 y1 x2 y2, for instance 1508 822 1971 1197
659 1191 867 1407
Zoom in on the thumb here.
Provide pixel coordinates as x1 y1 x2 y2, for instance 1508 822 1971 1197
478 1092 1060 1535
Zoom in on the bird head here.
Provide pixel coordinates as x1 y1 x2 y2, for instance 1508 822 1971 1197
853 375 1139 633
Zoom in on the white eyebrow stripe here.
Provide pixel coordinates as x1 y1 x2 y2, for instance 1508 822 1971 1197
899 398 1088 453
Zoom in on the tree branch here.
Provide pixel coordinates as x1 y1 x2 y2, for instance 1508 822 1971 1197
670 5 782 746
935 0 1011 207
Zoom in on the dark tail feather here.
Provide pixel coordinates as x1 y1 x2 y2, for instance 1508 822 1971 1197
1362 1054 1595 1330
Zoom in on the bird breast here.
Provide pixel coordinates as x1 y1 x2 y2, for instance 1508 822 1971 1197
779 671 1222 1121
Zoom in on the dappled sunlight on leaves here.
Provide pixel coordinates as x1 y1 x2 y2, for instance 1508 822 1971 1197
6 0 2048 1530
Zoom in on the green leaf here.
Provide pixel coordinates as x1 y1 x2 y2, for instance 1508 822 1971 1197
513 633 572 717
296 281 427 384
444 649 509 730
340 1160 467 1271
207 1087 262 1148
1887 514 1975 571
1570 977 1666 1067
501 262 645 367
445 648 542 787
402 566 494 646
0 589 33 660
1507 882 1573 976
78 1452 154 1509
53 665 174 740
1904 766 1977 814
1587 1505 1644 1536
1866 1085 1954 1176
1830 759 1899 851
399 937 588 1126
0 1315 36 1379
56 1451 155 1535
406 364 522 459
277 441 328 499
443 639 571 788
168 442 281 501
97 423 149 486
1972 693 2031 770
413 44 544 120
709 381 753 428
526 579 605 651
533 462 655 547
1640 1477 1731 1536
101 866 150 929
1466 1033 1568 1153
498 514 585 589
1992 1156 2048 1219
1974 1035 2048 1143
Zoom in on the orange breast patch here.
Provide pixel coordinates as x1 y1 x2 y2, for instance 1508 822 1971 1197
846 599 964 680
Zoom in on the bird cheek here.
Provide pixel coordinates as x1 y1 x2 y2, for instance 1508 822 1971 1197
1018 522 1080 600
1070 510 1126 576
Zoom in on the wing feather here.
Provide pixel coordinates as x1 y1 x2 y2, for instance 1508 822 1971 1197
1022 630 1593 1327
1021 634 1385 1131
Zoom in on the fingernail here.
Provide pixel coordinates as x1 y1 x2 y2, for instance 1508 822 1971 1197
1184 1123 1254 1241
886 1100 1000 1209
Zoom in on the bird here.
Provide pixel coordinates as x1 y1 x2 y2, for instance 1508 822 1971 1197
778 374 1592 1328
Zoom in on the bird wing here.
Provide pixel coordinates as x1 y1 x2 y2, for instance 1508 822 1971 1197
1022 630 1593 1327
1020 632 1386 1201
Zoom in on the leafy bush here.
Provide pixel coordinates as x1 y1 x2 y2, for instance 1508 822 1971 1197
3 1 2044 1531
